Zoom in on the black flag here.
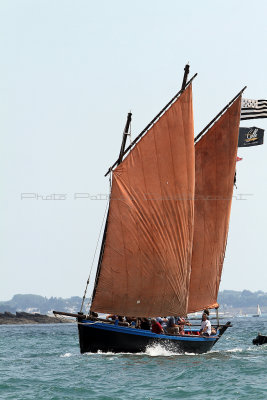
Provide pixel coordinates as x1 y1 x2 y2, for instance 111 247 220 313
238 127 264 147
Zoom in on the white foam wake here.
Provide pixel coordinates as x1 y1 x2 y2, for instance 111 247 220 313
84 344 198 357
60 352 72 358
145 343 185 357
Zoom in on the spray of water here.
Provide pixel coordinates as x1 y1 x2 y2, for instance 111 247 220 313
60 352 72 358
145 343 183 357
83 344 200 357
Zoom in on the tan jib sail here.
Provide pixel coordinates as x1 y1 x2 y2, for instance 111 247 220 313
91 84 195 317
187 96 241 313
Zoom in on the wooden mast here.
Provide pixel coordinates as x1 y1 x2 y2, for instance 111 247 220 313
118 112 132 165
181 63 190 91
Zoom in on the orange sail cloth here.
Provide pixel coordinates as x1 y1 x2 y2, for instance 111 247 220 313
91 85 195 317
187 96 241 313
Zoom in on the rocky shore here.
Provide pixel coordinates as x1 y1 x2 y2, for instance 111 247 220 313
0 311 71 325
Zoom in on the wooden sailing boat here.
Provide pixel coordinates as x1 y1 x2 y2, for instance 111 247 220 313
54 66 245 354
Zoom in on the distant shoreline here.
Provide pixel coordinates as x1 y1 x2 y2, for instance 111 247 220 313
1 292 267 318
0 311 73 325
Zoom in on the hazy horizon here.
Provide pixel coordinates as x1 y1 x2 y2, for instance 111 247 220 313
2 287 267 303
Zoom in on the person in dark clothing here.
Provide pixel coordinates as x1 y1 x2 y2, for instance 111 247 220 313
140 318 151 330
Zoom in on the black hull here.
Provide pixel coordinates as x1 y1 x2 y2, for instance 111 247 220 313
78 320 224 354
252 334 267 346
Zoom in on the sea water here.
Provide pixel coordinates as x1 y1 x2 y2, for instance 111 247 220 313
0 317 267 399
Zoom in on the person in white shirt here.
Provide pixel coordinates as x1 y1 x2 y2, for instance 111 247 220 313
200 313 211 336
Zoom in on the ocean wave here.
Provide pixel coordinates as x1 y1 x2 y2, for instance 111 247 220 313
60 352 72 358
224 347 243 353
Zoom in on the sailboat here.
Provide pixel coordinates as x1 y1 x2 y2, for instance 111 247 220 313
54 65 245 354
252 304 262 317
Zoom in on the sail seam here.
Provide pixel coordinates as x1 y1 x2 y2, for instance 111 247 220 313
149 122 166 316
180 89 192 313
166 104 184 312
116 175 129 312
199 141 206 302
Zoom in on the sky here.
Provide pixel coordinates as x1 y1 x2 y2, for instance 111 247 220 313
0 0 267 301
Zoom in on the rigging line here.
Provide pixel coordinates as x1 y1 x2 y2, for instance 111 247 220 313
80 198 110 313
109 171 112 191
129 120 132 146
85 298 91 313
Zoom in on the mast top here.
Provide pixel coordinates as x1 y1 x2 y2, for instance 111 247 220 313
118 112 132 165
181 63 190 91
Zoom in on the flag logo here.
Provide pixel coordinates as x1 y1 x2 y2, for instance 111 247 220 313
238 127 264 147
241 99 267 120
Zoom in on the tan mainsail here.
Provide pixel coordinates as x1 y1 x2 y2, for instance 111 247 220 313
91 84 195 317
187 96 241 313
